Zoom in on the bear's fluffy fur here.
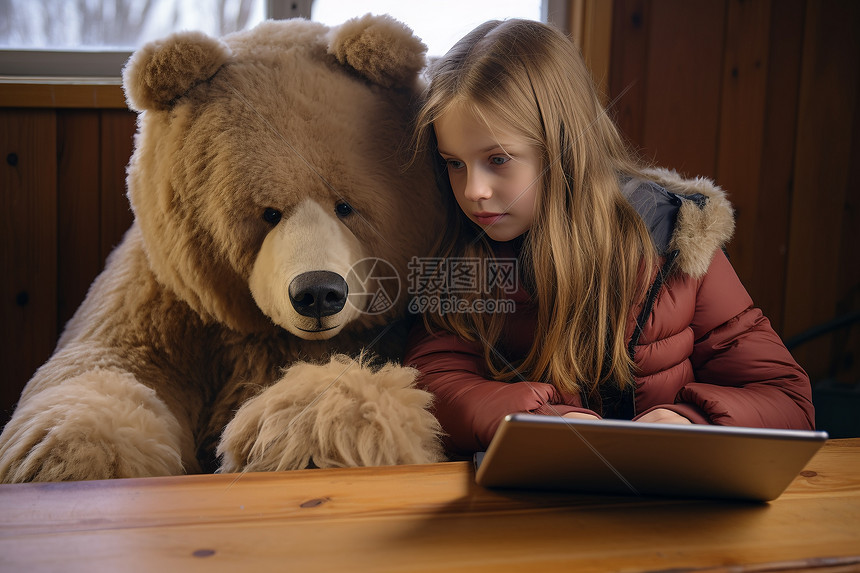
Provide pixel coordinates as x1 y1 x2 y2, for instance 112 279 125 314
0 15 446 482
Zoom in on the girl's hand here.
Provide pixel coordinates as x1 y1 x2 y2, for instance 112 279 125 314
562 412 600 421
635 408 692 424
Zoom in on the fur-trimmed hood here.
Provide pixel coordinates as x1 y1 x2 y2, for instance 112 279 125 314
622 168 735 279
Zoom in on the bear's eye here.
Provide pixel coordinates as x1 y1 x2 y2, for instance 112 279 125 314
262 207 282 225
335 201 353 218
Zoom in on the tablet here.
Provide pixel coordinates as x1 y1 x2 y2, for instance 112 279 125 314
473 414 828 501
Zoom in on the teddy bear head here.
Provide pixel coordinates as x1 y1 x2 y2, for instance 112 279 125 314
122 15 443 339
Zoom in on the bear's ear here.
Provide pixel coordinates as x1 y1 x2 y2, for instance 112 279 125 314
123 31 232 112
327 14 427 89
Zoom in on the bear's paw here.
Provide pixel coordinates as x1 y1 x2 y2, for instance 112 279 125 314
217 355 444 473
0 370 185 483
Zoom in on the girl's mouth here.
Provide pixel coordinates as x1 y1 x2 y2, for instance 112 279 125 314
474 212 506 225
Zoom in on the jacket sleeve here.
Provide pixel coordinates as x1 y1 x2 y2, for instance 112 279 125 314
678 250 815 429
403 324 594 455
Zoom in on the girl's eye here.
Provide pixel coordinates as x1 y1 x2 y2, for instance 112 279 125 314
445 159 465 170
262 207 282 225
490 156 511 166
335 201 353 217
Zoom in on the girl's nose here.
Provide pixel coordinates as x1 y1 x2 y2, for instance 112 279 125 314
463 172 493 201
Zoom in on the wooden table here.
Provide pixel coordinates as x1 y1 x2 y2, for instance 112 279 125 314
1 440 858 572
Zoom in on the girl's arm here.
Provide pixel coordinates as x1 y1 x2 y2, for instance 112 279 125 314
404 326 597 455
679 251 815 429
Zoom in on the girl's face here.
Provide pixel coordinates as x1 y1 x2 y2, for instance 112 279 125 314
434 105 541 242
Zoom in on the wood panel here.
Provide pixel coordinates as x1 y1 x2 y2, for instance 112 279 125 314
609 0 648 148
98 109 136 266
833 82 860 384
640 0 726 178
784 0 860 378
57 110 101 329
571 0 615 103
832 39 860 385
0 109 58 421
749 0 806 333
0 107 136 428
609 0 860 392
0 82 126 109
714 0 772 304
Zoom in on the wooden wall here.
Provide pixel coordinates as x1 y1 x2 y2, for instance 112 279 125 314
1 0 859 429
0 96 136 425
609 0 860 388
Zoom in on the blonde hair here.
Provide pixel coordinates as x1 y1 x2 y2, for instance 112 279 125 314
412 19 656 408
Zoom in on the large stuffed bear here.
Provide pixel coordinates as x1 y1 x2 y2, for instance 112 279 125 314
0 15 446 482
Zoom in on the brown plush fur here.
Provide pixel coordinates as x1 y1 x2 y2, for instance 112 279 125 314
0 16 445 483
218 355 440 472
643 167 735 278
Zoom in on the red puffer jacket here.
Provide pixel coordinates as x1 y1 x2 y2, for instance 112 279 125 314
403 170 815 456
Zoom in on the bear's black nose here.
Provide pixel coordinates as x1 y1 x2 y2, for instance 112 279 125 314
288 271 348 319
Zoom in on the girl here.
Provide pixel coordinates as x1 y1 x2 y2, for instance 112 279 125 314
404 18 814 457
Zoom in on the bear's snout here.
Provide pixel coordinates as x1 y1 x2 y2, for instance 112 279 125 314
289 271 349 319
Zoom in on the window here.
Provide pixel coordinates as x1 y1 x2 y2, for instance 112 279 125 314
312 0 543 58
0 0 267 49
0 0 268 78
0 0 560 78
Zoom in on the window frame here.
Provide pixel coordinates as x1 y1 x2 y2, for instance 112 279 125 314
0 0 568 80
